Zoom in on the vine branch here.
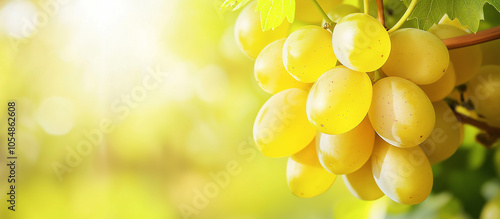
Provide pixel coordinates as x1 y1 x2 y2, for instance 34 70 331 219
453 111 500 136
444 25 500 49
376 0 385 28
387 0 417 34
311 0 332 25
447 98 500 148
364 0 370 14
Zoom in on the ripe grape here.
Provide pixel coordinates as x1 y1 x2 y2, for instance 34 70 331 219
343 159 384 200
287 138 337 198
316 116 375 174
234 1 290 59
419 62 456 102
254 39 311 94
332 13 391 72
306 66 372 134
295 0 342 23
369 77 435 147
326 4 359 23
419 101 462 164
371 136 433 205
253 88 316 157
466 65 500 127
480 195 500 219
382 28 449 85
283 25 337 83
322 4 359 30
481 39 500 66
428 24 482 85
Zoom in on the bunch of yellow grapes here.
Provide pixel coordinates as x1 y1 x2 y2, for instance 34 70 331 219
234 1 500 205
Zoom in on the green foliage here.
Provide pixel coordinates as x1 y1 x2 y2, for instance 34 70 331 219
256 0 295 31
402 0 500 33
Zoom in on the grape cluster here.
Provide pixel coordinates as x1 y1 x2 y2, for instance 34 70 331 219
235 1 500 205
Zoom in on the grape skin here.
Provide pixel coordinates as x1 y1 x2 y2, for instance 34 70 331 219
371 136 433 205
332 13 391 72
481 39 500 66
322 4 359 30
316 116 375 175
343 159 384 201
466 65 500 127
253 88 316 157
382 28 449 85
419 101 462 164
283 25 337 83
306 66 372 135
295 0 342 23
428 24 482 85
234 1 290 59
254 39 311 94
369 77 435 148
287 139 337 198
419 62 456 102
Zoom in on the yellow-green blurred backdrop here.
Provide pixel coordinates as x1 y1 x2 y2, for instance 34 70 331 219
0 0 498 218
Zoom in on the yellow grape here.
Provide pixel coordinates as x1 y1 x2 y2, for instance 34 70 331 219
371 136 433 205
382 28 449 85
419 61 456 102
306 66 372 134
254 39 311 94
322 4 359 30
369 77 435 147
283 25 337 83
316 116 375 174
287 138 337 198
419 101 462 164
332 13 391 72
253 88 316 157
343 159 384 200
481 39 500 66
327 4 359 23
234 1 290 59
295 0 342 23
466 65 500 127
480 195 500 219
428 24 482 85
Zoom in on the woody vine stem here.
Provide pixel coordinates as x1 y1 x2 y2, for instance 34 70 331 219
311 0 500 141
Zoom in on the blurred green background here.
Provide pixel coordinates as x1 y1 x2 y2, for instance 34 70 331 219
0 0 499 218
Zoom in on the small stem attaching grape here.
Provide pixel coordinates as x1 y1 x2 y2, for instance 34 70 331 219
387 0 418 34
444 25 500 49
453 111 500 139
311 0 333 26
363 0 370 14
376 0 386 28
447 98 500 143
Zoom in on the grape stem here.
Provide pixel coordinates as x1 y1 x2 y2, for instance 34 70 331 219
311 0 333 25
387 0 418 34
444 25 500 49
364 0 370 14
376 0 386 28
453 111 500 138
447 100 500 144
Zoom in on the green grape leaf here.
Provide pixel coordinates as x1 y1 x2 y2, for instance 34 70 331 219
256 0 294 31
220 0 251 11
402 0 500 33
